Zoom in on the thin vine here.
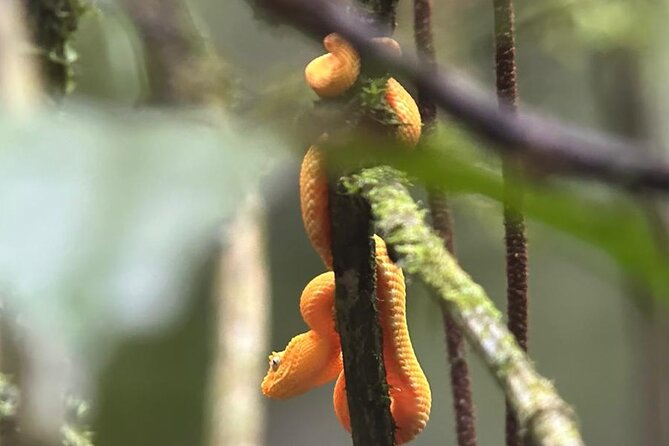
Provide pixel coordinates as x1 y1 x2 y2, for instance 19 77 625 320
492 0 529 444
414 1 478 445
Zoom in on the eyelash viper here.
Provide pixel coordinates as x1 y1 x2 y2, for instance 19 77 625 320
261 33 431 445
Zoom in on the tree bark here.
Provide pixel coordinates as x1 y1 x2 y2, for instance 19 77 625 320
327 0 402 444
330 187 395 446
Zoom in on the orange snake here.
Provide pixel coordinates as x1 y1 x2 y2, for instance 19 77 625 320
261 33 431 444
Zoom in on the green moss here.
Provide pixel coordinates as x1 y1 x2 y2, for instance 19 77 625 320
358 77 414 140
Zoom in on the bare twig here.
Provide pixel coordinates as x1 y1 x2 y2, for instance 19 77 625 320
492 0 529 444
502 182 529 446
414 1 478 445
430 188 479 446
347 167 585 446
248 0 669 192
413 0 437 131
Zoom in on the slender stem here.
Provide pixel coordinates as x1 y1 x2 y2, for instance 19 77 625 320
348 167 585 446
492 0 529 444
415 1 478 445
431 192 479 446
413 0 437 131
502 193 529 446
493 0 519 110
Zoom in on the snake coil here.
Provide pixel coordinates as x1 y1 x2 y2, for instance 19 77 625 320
261 33 431 445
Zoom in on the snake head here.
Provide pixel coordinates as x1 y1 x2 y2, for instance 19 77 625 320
261 333 319 399
261 349 289 398
261 331 340 399
268 351 283 372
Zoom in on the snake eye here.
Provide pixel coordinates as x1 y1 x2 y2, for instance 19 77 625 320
270 356 281 371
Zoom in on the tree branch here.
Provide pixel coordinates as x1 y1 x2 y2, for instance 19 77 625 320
330 188 395 446
248 0 669 193
327 1 400 444
345 167 585 446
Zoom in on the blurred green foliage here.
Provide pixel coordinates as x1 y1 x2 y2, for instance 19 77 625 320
332 126 669 301
0 104 283 360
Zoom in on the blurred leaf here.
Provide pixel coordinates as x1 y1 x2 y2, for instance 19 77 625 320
330 125 669 301
0 102 286 363
518 0 659 52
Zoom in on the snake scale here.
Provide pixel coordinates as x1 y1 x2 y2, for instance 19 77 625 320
261 33 431 445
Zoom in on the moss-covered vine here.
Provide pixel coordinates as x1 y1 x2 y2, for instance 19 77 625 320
343 166 585 446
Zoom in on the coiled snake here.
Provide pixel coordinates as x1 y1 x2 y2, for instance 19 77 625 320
261 33 431 445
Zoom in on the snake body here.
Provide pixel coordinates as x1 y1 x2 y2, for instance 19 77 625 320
261 34 431 444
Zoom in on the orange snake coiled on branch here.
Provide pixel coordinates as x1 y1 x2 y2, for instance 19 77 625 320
261 33 431 445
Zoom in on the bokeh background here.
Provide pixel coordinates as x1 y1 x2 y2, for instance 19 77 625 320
2 0 668 445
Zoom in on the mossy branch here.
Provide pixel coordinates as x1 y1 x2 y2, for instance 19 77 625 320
344 167 585 446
